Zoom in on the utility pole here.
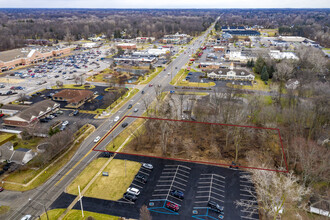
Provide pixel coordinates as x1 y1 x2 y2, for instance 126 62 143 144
78 185 84 218
28 198 49 220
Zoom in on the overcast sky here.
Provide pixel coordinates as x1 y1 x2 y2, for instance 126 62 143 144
0 0 329 8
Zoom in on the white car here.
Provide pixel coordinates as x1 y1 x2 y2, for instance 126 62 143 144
62 120 69 126
142 163 153 170
114 116 120 122
21 215 32 220
94 136 101 143
134 108 139 113
127 187 140 196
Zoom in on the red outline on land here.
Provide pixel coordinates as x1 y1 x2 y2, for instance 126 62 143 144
92 115 289 173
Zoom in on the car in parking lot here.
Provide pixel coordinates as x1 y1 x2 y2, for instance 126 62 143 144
123 192 137 202
0 187 4 192
0 114 4 118
142 163 153 170
94 136 101 142
73 110 79 116
122 122 128 128
62 120 69 126
208 200 224 213
114 116 120 122
170 190 184 199
133 108 138 112
127 187 140 196
60 125 66 131
165 201 179 212
149 84 153 87
135 174 147 183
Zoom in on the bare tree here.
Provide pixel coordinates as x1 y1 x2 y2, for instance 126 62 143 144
273 60 294 106
139 205 152 220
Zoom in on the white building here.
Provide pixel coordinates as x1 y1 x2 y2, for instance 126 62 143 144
269 50 299 60
207 63 255 81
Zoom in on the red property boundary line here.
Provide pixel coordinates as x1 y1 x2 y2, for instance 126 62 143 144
92 115 289 173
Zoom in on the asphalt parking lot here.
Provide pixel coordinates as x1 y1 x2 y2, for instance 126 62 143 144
50 153 259 220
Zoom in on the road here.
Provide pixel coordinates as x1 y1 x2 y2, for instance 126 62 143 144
8 17 219 220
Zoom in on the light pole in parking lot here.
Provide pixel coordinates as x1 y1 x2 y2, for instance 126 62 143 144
28 198 49 220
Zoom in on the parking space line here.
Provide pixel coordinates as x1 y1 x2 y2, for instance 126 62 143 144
177 169 190 175
139 170 150 176
194 201 208 204
209 182 225 188
164 165 177 167
240 199 258 204
210 196 224 203
176 172 189 179
178 165 191 170
201 173 225 179
163 168 177 171
173 181 186 187
174 176 188 182
156 184 171 187
168 194 183 202
197 186 211 189
161 171 176 175
241 216 259 220
211 178 226 184
210 191 225 198
240 180 252 183
240 189 256 194
240 184 253 188
154 189 170 192
157 180 173 183
240 194 255 198
152 194 168 197
131 183 143 189
171 184 185 192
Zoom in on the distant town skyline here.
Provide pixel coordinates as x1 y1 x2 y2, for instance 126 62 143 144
0 0 329 8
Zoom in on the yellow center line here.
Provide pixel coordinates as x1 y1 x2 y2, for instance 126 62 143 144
54 90 145 186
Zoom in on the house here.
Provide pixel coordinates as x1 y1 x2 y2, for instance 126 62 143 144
3 100 60 127
52 89 94 107
199 62 222 69
0 142 36 165
0 46 71 72
206 63 255 81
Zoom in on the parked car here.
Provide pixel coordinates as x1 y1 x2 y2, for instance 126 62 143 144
134 108 139 113
135 174 147 183
170 190 184 199
127 187 140 196
142 163 153 170
94 136 101 143
40 118 48 123
73 110 79 116
141 90 145 94
0 114 4 118
0 187 4 192
122 122 128 128
123 192 137 202
62 120 69 126
60 125 66 131
149 84 153 87
114 116 120 122
20 215 32 220
208 200 224 213
100 152 113 158
165 201 179 212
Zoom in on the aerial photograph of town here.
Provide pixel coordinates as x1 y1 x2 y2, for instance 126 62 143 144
0 0 329 220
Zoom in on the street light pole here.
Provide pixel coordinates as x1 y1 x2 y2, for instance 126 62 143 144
29 198 49 220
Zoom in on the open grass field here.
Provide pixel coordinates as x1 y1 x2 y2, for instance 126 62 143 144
12 137 43 150
0 133 15 145
66 158 108 195
40 209 119 220
84 159 141 201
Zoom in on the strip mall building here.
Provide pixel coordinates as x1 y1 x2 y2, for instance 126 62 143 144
0 47 71 72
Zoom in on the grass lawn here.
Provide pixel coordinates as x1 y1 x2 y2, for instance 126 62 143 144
12 137 43 150
106 118 145 152
108 88 139 113
170 68 214 87
84 159 141 201
86 73 108 82
3 125 95 191
40 209 119 220
52 84 96 90
260 28 278 37
226 74 271 91
0 206 10 215
66 158 108 195
139 67 164 84
0 133 15 145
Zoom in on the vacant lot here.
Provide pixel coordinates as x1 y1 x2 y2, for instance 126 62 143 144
84 159 141 200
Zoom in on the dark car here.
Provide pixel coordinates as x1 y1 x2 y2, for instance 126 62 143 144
54 75 59 78
0 114 4 118
73 110 79 116
123 192 137 202
100 152 113 158
165 202 179 212
0 187 4 192
122 122 128 128
127 104 132 109
40 118 48 123
135 174 147 183
208 201 224 213
141 91 145 94
170 190 184 199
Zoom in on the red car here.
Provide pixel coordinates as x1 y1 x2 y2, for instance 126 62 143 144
166 201 179 212
0 187 4 192
0 114 4 118
149 84 153 87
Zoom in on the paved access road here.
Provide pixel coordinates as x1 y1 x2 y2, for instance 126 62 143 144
8 17 220 220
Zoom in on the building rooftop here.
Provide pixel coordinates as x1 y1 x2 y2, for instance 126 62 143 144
53 89 93 104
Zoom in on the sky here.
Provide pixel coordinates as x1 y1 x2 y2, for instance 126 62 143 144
0 0 329 8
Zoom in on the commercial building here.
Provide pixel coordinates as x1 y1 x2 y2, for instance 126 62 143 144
161 33 191 44
135 37 155 43
3 100 60 127
199 62 222 69
0 46 71 72
269 50 299 60
116 43 137 50
207 63 255 81
52 89 94 108
132 48 170 57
